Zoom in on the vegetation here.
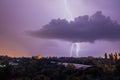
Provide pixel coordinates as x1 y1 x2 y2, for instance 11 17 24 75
0 56 120 80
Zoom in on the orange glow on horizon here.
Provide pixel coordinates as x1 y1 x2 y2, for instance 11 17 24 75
35 55 42 59
0 52 30 58
0 49 30 58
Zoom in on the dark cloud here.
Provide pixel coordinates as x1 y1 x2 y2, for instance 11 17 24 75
30 11 120 42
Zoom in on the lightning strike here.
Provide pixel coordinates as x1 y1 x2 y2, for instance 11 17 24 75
64 0 73 20
70 43 80 57
64 0 80 57
76 43 80 57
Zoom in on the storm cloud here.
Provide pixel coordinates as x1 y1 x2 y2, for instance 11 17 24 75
30 11 120 43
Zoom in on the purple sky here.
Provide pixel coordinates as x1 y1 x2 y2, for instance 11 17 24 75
0 0 120 57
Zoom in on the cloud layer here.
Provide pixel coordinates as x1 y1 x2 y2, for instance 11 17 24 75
30 11 120 43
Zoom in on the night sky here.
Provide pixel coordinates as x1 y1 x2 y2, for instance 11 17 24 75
0 0 120 57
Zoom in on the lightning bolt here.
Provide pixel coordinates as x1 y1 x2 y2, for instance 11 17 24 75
75 43 80 57
70 43 80 57
64 0 80 57
64 0 73 20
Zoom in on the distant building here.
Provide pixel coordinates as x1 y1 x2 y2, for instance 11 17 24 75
33 55 42 59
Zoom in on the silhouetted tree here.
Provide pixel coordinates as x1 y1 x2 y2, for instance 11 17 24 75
105 53 108 59
109 53 114 60
114 52 118 60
